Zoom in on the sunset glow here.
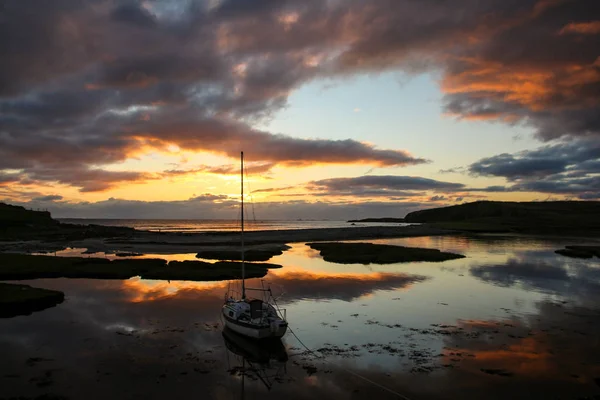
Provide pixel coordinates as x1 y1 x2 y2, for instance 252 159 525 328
1 0 598 218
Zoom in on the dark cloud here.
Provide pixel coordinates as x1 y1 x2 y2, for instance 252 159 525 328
1 0 599 194
251 186 297 194
468 139 600 198
110 2 158 28
310 176 465 193
32 195 64 202
429 195 446 201
465 186 508 193
0 0 101 96
469 140 600 180
470 154 568 180
0 172 20 185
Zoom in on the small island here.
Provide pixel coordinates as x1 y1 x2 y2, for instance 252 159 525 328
555 245 600 259
196 244 290 262
347 218 405 223
0 282 65 318
307 242 465 264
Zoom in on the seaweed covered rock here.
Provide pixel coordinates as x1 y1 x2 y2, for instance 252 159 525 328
0 283 65 318
307 242 465 264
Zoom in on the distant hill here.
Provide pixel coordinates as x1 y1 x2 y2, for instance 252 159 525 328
404 201 600 236
0 202 134 241
0 203 56 228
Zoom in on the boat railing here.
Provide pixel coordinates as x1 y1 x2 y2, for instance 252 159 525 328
224 289 243 300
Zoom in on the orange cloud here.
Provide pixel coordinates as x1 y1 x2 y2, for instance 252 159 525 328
559 21 600 35
122 278 227 303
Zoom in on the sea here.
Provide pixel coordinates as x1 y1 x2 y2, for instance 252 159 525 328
57 218 411 232
3 235 600 399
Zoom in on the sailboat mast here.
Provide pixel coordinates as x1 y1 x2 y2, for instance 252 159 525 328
241 151 245 299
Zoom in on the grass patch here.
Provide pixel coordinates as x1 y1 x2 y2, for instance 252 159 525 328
0 282 65 318
0 253 280 282
306 242 465 264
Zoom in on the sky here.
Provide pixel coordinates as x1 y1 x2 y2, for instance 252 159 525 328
0 0 599 219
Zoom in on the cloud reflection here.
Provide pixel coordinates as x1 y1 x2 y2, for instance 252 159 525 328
118 269 428 304
470 255 600 305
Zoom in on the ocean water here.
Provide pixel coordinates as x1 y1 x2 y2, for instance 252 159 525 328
2 234 600 399
57 218 411 232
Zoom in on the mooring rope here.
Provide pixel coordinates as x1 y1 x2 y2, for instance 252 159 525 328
271 297 414 400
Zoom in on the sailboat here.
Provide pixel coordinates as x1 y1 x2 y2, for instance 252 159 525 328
222 152 288 340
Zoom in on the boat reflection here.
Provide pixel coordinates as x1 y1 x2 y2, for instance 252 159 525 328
223 327 288 395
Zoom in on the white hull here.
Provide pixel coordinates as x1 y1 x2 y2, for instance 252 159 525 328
224 317 287 339
222 301 287 340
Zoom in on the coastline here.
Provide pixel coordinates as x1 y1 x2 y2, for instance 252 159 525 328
65 225 453 255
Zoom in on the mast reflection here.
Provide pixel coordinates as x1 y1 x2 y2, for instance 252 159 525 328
223 327 288 397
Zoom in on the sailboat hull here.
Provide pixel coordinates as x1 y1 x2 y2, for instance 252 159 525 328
223 313 288 339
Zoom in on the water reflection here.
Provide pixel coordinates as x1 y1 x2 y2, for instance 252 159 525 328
1 234 600 399
223 327 288 395
470 255 600 306
116 269 427 304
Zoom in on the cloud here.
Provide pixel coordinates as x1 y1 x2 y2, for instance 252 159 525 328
465 186 508 193
470 155 569 180
429 195 447 201
310 176 465 193
468 138 600 198
0 172 21 185
3 196 426 220
559 21 600 35
164 161 276 177
1 0 599 195
0 0 429 192
32 195 64 202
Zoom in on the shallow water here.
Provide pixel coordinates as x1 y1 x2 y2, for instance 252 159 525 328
57 218 412 232
2 234 600 400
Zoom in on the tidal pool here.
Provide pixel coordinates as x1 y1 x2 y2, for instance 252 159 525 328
1 234 599 400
